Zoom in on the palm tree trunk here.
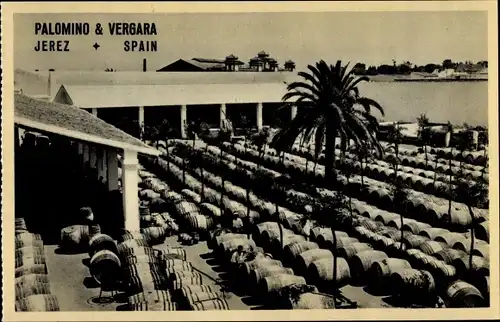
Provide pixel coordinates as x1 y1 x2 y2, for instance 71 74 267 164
424 145 428 168
201 165 205 202
433 157 438 184
325 126 337 187
400 204 405 250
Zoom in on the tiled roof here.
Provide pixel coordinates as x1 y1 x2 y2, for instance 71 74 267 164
14 93 159 155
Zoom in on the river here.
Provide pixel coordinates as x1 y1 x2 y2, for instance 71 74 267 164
356 81 489 127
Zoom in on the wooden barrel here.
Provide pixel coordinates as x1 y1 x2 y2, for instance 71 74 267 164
472 244 489 261
240 258 284 279
179 285 220 298
15 294 60 312
338 242 373 259
161 247 187 261
15 251 46 269
419 241 448 255
471 275 489 300
140 227 166 246
15 280 51 301
452 256 489 277
444 280 485 308
428 260 457 282
434 249 466 264
124 262 167 293
170 270 203 282
174 201 200 217
139 205 151 217
118 246 159 261
88 234 117 258
199 203 222 218
419 227 449 240
324 237 359 251
270 234 306 254
118 231 148 244
402 234 429 249
283 241 319 264
89 224 102 238
15 235 44 249
16 246 45 259
295 249 333 276
208 233 244 250
15 265 47 278
131 300 177 311
435 232 467 248
368 258 411 290
258 274 307 294
128 290 172 304
59 225 90 250
164 258 192 270
350 250 389 280
190 298 229 310
453 239 488 253
307 257 351 288
124 253 162 266
219 238 256 256
15 274 49 286
171 276 204 290
116 239 151 256
185 291 224 305
390 269 435 296
403 221 431 235
15 218 28 233
475 221 489 242
280 292 336 309
187 214 214 232
90 250 121 285
250 265 295 288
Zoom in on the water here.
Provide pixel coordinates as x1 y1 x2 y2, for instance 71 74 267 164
356 81 489 127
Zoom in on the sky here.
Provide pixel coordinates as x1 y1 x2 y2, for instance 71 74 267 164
14 11 488 72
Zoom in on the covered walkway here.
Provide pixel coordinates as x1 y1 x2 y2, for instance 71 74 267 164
14 93 160 242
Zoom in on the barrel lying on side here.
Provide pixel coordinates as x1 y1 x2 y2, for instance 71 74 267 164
15 294 60 311
190 298 229 311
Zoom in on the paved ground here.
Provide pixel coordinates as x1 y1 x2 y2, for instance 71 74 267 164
44 236 389 311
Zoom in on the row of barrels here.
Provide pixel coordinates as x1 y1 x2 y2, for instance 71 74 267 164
209 231 338 309
150 144 490 310
349 197 490 243
150 141 490 306
15 219 60 311
257 220 488 308
352 217 489 305
116 231 231 310
225 141 489 231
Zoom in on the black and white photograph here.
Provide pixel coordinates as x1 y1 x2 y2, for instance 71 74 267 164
2 1 499 319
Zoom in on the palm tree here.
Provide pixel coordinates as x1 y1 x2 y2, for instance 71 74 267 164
270 60 385 187
445 122 454 222
350 143 372 190
251 127 272 162
417 114 431 168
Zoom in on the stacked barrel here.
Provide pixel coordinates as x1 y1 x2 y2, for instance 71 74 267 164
15 218 60 311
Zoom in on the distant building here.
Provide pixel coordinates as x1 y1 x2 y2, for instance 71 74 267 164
158 50 295 73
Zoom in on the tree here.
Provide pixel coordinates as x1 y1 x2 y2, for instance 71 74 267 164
311 191 349 305
350 144 372 190
388 179 410 250
250 127 272 165
385 123 404 178
453 171 488 272
270 60 385 188
445 122 455 223
417 113 431 168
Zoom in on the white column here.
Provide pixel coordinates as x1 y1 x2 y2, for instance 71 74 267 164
107 149 119 191
256 102 263 131
180 105 187 139
97 148 107 183
83 144 90 165
138 106 145 128
445 132 451 147
90 146 98 169
472 130 479 150
220 103 227 128
291 105 297 120
122 150 140 232
91 108 98 116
